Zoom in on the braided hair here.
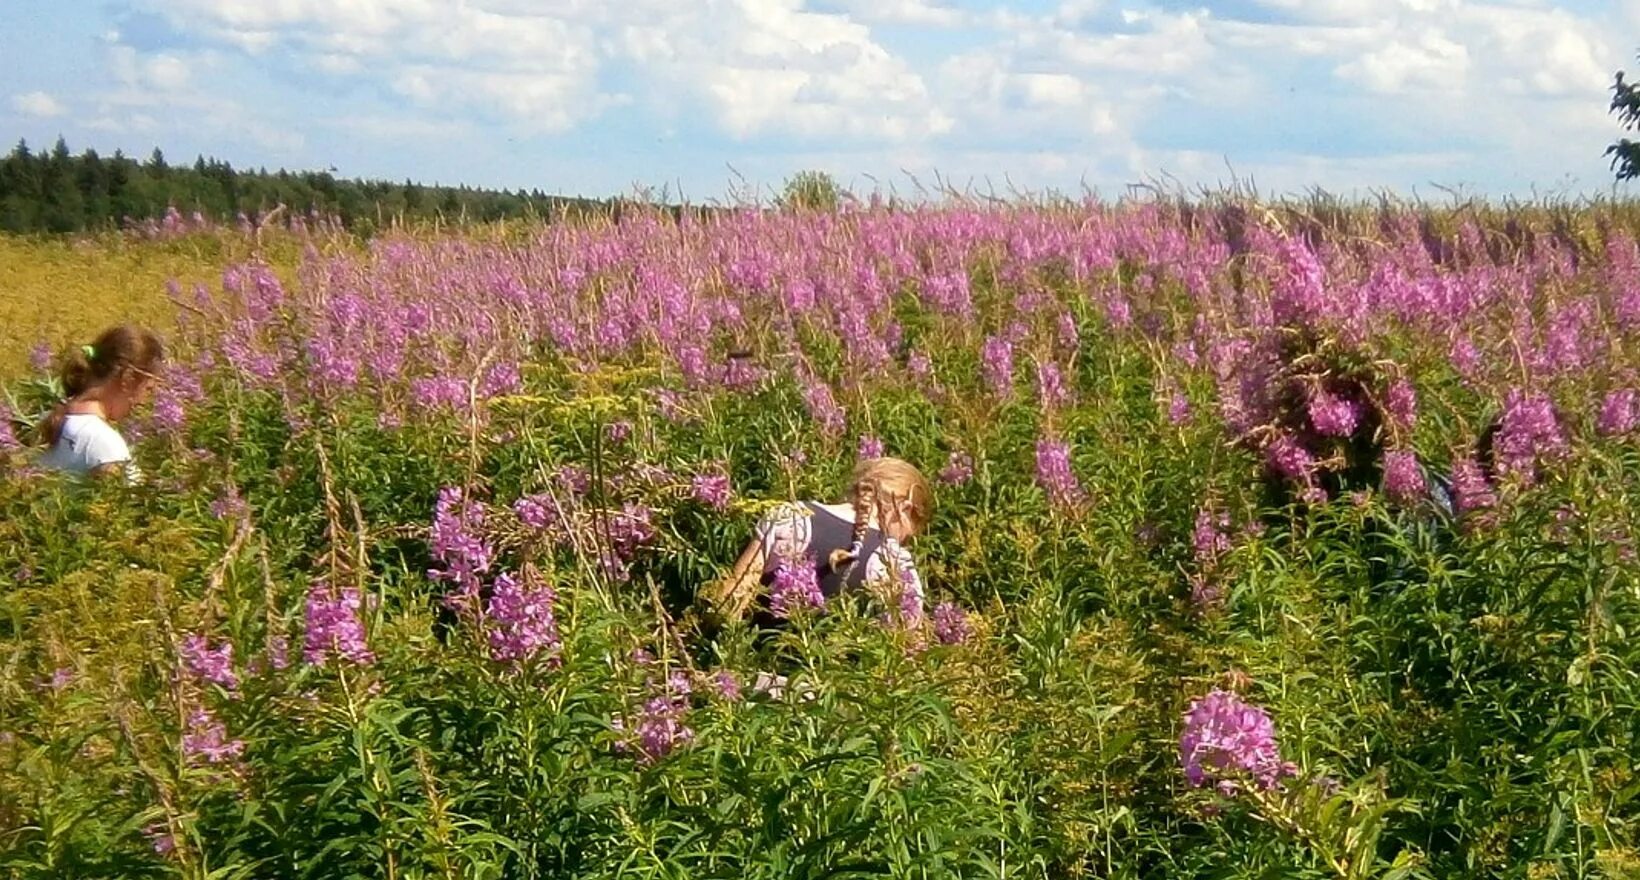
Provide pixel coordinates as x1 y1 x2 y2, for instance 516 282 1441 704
828 474 878 575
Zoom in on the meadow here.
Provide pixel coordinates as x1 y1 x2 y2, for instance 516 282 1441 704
0 197 1637 879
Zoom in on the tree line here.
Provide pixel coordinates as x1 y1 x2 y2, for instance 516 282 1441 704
0 137 618 235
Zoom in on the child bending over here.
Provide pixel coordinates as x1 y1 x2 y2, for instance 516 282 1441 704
703 457 934 626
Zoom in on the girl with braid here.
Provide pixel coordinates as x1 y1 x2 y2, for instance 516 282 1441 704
702 457 934 628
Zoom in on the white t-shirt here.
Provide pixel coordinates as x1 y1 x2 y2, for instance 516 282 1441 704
40 413 138 482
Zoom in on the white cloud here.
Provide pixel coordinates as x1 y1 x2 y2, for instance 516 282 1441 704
76 0 1635 195
137 0 951 143
109 46 197 92
1335 31 1469 93
11 91 65 117
821 0 968 27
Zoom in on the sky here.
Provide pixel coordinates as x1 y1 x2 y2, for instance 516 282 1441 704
2 0 1638 201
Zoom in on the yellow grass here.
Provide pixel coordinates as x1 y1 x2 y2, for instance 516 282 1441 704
0 233 313 379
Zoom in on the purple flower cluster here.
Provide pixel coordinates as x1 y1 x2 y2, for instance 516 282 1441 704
1494 390 1567 485
1382 449 1426 503
1179 689 1294 791
939 451 974 486
1306 388 1361 438
981 335 1014 398
768 558 824 618
1192 505 1232 566
857 434 885 460
1264 434 1315 483
182 706 246 766
632 694 694 764
1188 575 1223 611
1450 456 1497 516
1167 391 1192 426
799 371 846 437
513 494 556 530
1035 438 1087 510
209 487 248 521
484 573 561 665
1035 360 1070 410
179 634 239 692
712 670 743 702
931 602 973 645
691 471 732 510
302 582 375 667
1384 378 1418 430
1598 389 1637 437
29 341 53 373
429 487 492 608
265 635 290 672
607 503 656 560
143 823 177 857
0 404 17 452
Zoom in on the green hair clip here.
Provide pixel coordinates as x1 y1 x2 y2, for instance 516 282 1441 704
81 344 96 361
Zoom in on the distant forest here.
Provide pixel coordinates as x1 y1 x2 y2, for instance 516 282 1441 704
0 137 617 234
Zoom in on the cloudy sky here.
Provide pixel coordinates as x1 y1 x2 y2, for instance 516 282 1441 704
3 0 1637 200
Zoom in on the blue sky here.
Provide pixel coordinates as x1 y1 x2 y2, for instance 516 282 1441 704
2 0 1634 200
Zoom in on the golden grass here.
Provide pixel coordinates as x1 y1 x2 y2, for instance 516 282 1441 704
0 233 314 380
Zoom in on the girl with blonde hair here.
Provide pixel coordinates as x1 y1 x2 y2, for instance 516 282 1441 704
703 456 935 625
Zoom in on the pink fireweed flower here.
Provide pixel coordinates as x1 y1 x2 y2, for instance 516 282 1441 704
713 670 743 702
768 557 824 618
1035 438 1087 510
1036 360 1071 410
1192 505 1232 566
1597 389 1637 437
799 372 846 437
302 582 375 667
857 435 885 460
939 451 974 486
1306 388 1361 438
209 487 248 521
1495 390 1567 485
484 573 561 665
513 494 555 530
633 694 693 764
1264 434 1315 482
0 404 18 452
1188 574 1224 613
1179 689 1292 791
931 602 972 645
1450 456 1496 515
1382 449 1426 504
429 486 492 607
144 823 176 856
181 707 245 767
691 472 732 511
981 335 1015 399
1384 378 1418 430
266 635 290 672
28 341 52 373
179 634 239 692
1168 391 1192 426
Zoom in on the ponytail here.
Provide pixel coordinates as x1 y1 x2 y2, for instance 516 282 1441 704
38 326 165 447
828 477 878 574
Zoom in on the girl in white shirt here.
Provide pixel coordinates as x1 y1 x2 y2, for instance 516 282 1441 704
702 456 934 626
37 325 165 483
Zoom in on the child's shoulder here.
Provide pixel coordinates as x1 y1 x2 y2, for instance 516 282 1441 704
755 500 814 526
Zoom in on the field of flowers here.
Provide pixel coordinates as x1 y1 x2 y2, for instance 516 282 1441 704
1 199 1638 879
